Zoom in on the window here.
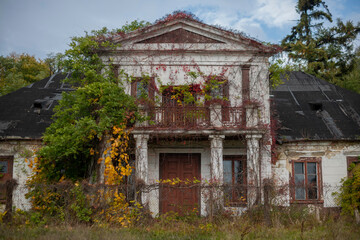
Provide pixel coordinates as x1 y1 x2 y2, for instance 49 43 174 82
0 161 8 173
292 157 322 203
347 156 360 177
111 64 119 79
136 81 148 98
223 155 246 205
0 156 13 204
210 84 224 99
206 79 229 101
205 78 230 121
131 77 155 101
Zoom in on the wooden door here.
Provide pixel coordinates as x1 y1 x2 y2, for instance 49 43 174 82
0 156 13 204
160 153 200 214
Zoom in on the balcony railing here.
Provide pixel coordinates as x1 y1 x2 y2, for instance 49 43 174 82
137 106 248 130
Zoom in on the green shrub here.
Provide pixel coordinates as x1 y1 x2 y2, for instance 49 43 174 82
335 160 360 215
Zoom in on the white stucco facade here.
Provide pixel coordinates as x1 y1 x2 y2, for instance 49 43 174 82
273 141 360 207
4 16 358 215
0 139 40 210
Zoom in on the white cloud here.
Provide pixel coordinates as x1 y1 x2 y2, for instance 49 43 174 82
253 0 298 28
233 18 267 40
192 0 297 42
0 0 354 58
193 0 297 29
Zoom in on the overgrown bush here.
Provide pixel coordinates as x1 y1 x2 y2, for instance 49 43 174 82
335 160 360 215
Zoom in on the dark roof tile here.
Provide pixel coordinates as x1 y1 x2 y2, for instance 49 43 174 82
271 71 360 142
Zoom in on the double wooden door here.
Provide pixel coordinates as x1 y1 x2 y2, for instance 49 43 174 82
159 153 200 214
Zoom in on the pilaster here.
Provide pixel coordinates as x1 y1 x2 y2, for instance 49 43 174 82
134 134 150 206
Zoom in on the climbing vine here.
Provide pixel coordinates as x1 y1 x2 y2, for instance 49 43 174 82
102 125 132 185
23 22 147 226
335 158 360 215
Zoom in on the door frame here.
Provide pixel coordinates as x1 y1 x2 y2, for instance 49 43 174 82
0 156 14 204
159 153 201 214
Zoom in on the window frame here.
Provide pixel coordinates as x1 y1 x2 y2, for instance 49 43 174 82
291 157 323 204
110 64 120 79
347 156 360 178
223 155 247 206
205 77 230 122
130 77 155 101
0 156 14 204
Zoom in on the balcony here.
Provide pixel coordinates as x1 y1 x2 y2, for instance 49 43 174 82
135 105 259 130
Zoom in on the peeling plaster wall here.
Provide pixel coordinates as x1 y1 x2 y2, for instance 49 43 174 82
101 26 273 214
101 25 271 127
146 140 246 216
273 141 360 207
111 58 270 125
0 140 41 210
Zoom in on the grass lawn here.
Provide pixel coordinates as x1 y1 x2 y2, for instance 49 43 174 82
1 218 360 240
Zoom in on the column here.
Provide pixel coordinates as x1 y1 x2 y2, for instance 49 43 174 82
134 134 149 206
246 134 262 207
209 135 225 215
209 135 225 182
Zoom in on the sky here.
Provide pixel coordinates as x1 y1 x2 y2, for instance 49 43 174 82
0 0 359 60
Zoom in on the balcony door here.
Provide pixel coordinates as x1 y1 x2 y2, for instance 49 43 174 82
159 153 201 214
161 86 208 128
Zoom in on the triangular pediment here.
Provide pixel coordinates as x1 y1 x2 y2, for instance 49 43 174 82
135 28 225 44
111 16 280 54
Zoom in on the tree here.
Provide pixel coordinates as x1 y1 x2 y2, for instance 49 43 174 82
341 48 360 94
282 0 360 86
44 52 64 75
31 22 147 183
0 53 50 96
114 20 150 33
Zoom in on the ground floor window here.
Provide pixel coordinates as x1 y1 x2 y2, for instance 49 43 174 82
223 155 246 205
347 156 360 177
0 156 13 204
292 157 322 203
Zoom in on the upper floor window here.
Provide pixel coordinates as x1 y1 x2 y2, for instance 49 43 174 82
210 84 224 99
292 157 322 203
136 81 149 98
131 77 155 101
161 84 201 106
205 76 229 102
111 64 120 79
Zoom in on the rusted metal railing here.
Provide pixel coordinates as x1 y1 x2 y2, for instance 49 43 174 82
138 106 244 129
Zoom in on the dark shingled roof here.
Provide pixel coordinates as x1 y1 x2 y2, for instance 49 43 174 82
271 71 360 142
1 71 360 141
0 72 71 139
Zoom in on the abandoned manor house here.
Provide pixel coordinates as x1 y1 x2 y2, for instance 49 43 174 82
1 13 360 216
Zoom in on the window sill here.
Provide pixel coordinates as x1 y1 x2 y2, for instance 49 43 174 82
225 202 247 207
290 200 324 205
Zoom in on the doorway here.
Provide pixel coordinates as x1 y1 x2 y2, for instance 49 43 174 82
159 153 201 214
